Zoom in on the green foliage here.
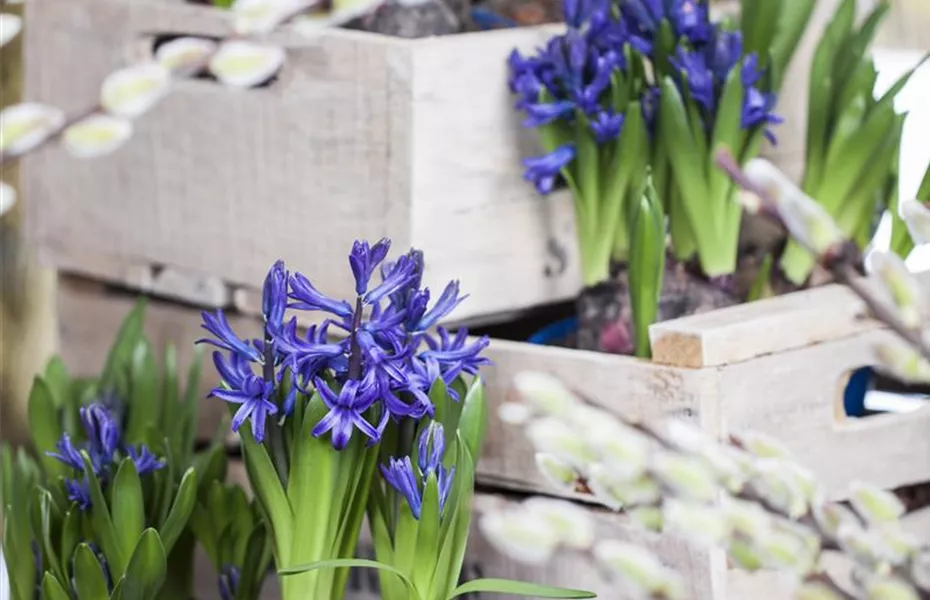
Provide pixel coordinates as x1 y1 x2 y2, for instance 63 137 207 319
188 478 273 600
780 0 928 283
628 174 666 358
358 378 593 600
1 298 225 600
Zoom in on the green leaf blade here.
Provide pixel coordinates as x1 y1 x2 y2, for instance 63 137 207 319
449 578 596 599
73 544 111 600
121 529 168 600
158 467 198 554
111 459 146 561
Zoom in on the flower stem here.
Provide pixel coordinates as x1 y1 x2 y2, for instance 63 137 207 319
347 296 364 380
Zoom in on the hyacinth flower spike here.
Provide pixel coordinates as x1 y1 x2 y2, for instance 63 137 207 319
200 239 497 600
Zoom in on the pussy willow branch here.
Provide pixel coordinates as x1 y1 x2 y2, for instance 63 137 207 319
715 149 930 366
0 0 318 167
563 386 930 598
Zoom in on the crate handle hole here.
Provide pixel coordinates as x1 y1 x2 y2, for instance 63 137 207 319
837 365 930 421
146 33 281 88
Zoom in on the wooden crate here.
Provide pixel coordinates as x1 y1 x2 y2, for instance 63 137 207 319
485 271 930 501
23 0 580 325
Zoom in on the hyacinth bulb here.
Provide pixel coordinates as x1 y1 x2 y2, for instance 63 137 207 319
512 370 580 417
62 114 134 158
100 63 172 118
899 198 930 246
155 37 218 73
743 159 845 257
209 41 285 88
0 13 21 48
0 103 66 157
867 251 925 330
0 181 15 218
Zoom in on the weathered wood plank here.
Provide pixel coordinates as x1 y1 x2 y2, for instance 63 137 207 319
479 340 719 495
649 271 930 368
719 325 930 500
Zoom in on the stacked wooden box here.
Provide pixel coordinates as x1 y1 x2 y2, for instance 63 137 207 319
27 0 930 597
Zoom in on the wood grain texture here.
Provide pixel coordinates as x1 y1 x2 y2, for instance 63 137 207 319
719 325 930 501
479 339 720 495
22 0 579 325
649 271 930 368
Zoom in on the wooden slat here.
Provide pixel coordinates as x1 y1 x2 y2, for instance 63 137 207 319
649 271 930 368
480 340 719 495
719 325 930 500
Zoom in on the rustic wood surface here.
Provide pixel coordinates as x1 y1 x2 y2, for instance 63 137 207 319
874 0 930 51
481 339 717 495
720 325 930 500
648 271 930 369
23 0 579 325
